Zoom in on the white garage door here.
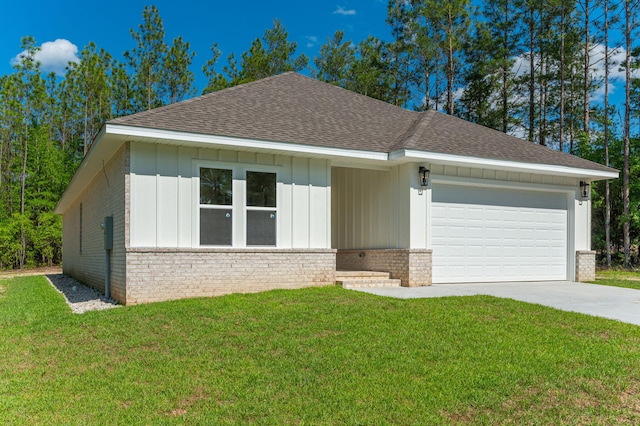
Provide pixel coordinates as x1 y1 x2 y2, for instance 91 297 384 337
431 183 567 283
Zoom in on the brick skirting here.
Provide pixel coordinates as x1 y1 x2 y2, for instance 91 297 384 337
575 250 596 282
336 249 432 287
124 248 336 305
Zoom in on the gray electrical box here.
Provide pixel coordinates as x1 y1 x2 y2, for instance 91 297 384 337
101 216 113 250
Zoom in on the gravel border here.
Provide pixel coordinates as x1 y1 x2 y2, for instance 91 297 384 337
45 274 120 314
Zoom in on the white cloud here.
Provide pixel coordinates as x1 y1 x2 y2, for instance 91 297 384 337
306 36 318 48
453 87 465 103
333 6 356 15
588 43 630 102
11 39 79 75
509 44 639 103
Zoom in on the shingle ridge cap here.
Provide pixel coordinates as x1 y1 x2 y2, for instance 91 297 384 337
293 73 419 113
388 110 434 151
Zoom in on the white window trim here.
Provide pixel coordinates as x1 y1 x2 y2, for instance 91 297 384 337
193 160 279 248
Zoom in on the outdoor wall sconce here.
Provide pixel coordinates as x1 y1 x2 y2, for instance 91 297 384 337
580 181 590 199
419 166 430 187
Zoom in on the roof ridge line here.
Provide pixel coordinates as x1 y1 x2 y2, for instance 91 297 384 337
110 72 300 124
293 73 420 113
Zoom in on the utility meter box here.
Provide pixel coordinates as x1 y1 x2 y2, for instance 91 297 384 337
101 216 113 250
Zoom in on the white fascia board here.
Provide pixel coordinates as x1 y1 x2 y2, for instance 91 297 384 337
391 149 619 180
106 124 389 162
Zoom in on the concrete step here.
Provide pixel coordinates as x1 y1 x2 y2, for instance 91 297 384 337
336 270 401 288
336 270 391 280
339 278 402 289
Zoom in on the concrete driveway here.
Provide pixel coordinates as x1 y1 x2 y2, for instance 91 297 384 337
354 281 640 326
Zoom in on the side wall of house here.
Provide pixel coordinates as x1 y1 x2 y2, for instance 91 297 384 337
61 144 128 303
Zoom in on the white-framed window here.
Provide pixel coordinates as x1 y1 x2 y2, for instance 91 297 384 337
245 171 277 246
197 164 277 247
199 167 233 246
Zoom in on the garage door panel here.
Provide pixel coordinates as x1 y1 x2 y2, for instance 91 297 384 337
432 184 568 283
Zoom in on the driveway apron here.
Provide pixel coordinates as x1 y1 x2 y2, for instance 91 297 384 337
354 281 640 326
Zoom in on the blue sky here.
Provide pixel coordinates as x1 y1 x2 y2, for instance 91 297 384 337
1 0 390 91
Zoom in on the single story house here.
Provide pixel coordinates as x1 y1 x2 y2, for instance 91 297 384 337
54 72 618 305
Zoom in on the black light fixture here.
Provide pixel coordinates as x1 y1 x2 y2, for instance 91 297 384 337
580 181 590 199
419 166 430 187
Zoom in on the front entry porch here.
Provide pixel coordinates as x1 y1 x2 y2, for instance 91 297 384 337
336 249 432 287
331 165 433 288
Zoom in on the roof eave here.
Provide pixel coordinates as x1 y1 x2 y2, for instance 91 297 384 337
55 124 393 214
105 124 390 162
391 149 619 180
55 125 618 215
55 125 120 214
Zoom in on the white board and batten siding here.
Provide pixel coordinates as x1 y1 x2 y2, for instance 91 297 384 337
129 141 331 249
331 166 406 250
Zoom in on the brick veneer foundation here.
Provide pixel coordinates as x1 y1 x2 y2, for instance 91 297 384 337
336 249 432 287
124 248 336 305
575 250 596 282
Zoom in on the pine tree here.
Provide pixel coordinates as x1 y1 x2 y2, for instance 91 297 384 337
162 36 196 104
313 30 356 87
409 0 440 110
622 0 634 267
386 0 414 106
601 0 615 266
484 0 523 133
428 0 470 115
124 5 167 111
65 42 113 155
202 43 231 93
110 59 135 117
345 36 395 102
240 20 308 83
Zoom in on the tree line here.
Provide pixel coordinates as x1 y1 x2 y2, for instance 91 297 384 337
0 1 638 269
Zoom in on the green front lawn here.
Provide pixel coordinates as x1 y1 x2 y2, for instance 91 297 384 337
1 276 639 425
594 269 640 290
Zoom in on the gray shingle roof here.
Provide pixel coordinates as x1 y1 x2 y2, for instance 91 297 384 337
110 72 614 173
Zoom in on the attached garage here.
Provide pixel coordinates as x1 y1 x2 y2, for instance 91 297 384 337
431 182 568 283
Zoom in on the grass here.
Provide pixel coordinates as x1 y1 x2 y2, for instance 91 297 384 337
594 269 640 290
1 276 640 424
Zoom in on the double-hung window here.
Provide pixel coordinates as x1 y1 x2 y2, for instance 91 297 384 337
198 166 277 247
199 168 233 246
246 171 276 246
